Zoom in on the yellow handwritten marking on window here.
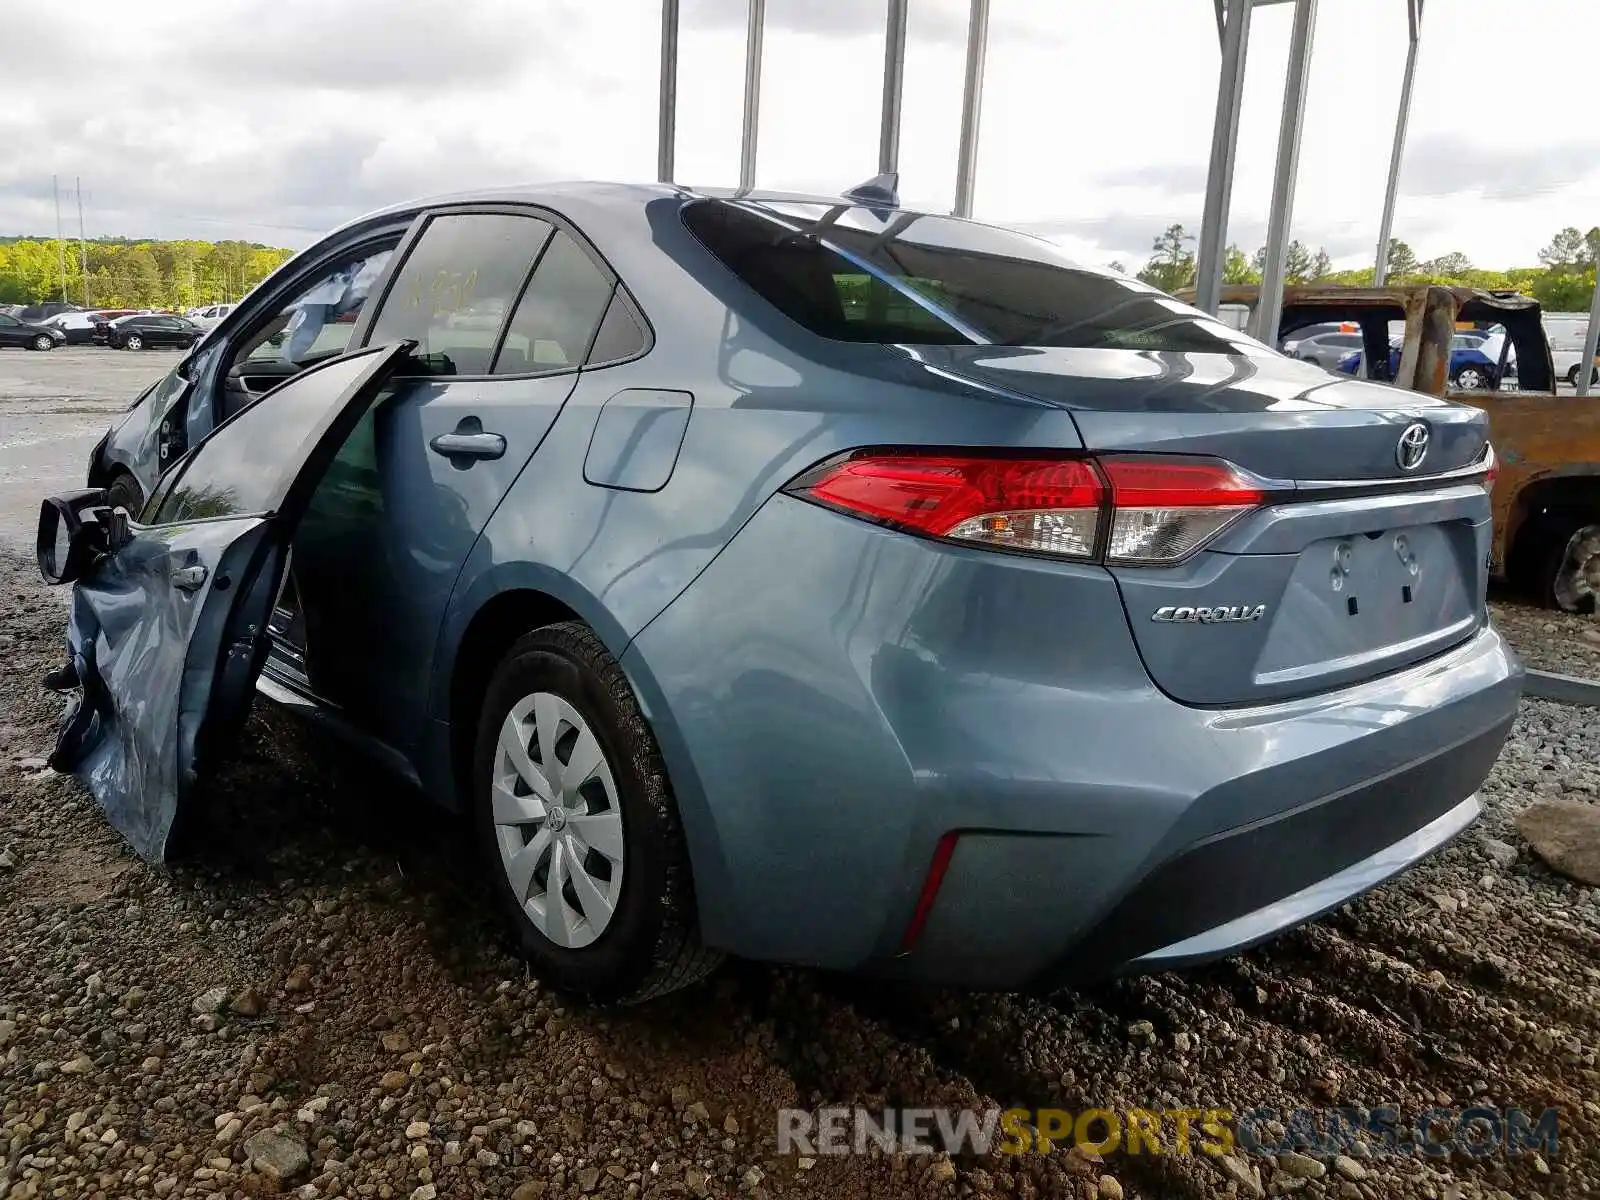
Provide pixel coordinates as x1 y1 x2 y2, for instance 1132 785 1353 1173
406 268 480 318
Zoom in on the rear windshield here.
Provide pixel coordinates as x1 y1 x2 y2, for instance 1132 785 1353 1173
682 198 1267 353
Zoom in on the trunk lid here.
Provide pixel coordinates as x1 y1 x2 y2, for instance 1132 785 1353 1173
918 347 1493 706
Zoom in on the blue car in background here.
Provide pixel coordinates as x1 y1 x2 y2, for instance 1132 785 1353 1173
1337 333 1501 390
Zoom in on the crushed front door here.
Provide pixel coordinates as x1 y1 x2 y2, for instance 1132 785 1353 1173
42 342 413 862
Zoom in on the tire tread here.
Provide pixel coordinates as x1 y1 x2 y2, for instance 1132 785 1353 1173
485 620 722 1005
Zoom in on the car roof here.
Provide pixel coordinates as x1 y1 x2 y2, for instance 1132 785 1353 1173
327 180 1039 249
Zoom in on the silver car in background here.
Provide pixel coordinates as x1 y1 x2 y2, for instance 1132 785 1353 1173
1284 329 1366 369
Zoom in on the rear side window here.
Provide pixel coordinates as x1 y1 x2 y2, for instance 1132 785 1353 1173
584 291 649 366
368 213 554 375
492 231 613 375
683 198 1266 353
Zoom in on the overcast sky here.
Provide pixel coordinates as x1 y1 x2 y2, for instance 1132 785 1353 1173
2 0 1596 271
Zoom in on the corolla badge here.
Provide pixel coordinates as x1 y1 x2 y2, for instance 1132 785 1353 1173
1396 421 1430 471
1151 604 1267 624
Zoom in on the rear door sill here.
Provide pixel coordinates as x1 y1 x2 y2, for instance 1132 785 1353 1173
256 669 424 790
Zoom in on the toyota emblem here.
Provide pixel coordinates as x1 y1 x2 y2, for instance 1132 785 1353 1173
1396 422 1430 471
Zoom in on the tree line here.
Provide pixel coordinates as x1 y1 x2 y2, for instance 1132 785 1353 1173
1120 224 1600 313
0 237 294 310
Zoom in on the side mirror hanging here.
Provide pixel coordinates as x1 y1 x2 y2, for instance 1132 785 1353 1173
36 489 110 586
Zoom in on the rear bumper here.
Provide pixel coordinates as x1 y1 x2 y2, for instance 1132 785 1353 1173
1126 792 1480 971
624 494 1524 986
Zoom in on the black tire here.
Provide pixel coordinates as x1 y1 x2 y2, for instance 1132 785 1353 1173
472 621 721 1004
104 472 145 521
1519 511 1600 613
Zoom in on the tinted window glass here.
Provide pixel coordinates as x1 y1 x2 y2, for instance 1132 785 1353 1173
585 290 648 365
368 213 552 375
493 231 613 375
684 199 1268 353
154 352 382 524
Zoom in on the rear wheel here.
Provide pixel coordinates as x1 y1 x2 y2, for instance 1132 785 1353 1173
31 334 54 351
471 621 721 1004
1451 365 1488 391
1521 512 1600 613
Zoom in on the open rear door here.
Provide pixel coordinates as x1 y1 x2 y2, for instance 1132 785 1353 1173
40 342 413 862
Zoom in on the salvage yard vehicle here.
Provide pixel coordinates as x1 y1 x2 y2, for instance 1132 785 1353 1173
103 312 204 351
0 311 65 350
45 183 1521 1004
1199 284 1600 613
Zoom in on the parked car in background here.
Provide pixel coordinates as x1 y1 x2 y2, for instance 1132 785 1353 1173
17 301 84 323
88 313 151 345
1334 333 1502 391
189 303 237 330
1283 329 1365 369
1543 315 1599 385
0 312 65 350
45 309 139 345
103 313 203 350
50 184 1520 1006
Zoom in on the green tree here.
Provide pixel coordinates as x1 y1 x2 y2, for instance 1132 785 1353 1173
1539 227 1589 269
1222 245 1259 285
1419 251 1473 278
1533 267 1597 313
1385 238 1420 279
1248 241 1322 282
1136 223 1195 292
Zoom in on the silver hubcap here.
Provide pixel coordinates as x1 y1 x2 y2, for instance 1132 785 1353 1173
492 692 624 948
1456 369 1483 389
127 337 140 348
35 336 50 349
1553 524 1600 613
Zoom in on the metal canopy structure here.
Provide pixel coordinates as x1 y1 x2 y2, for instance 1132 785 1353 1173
1373 0 1425 286
655 2 1459 352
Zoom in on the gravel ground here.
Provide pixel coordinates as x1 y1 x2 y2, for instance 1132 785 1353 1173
1 548 1597 1200
1488 598 1600 677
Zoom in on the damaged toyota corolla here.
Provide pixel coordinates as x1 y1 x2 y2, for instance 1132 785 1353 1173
39 181 1523 1004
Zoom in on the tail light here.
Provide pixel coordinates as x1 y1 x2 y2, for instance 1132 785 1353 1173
1099 456 1264 564
793 454 1103 559
787 450 1268 565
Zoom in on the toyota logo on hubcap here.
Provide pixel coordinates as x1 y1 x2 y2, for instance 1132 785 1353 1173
1396 422 1430 471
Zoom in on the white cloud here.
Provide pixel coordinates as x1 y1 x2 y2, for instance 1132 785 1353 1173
1 0 1596 273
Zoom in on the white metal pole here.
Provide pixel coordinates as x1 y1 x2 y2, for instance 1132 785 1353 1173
1251 0 1318 346
879 0 909 176
658 0 679 183
1578 266 1600 397
739 0 765 191
76 177 89 306
952 0 991 218
1193 0 1252 314
53 175 67 302
1373 0 1422 287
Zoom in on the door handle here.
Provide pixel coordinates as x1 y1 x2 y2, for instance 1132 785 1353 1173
429 417 506 467
172 564 209 593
